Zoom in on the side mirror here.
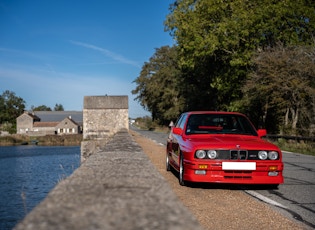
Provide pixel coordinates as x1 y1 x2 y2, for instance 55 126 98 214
257 129 267 138
173 127 183 135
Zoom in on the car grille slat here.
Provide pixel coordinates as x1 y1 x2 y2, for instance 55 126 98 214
230 150 248 160
216 150 260 160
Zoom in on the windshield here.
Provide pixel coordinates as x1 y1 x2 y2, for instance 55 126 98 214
185 114 257 136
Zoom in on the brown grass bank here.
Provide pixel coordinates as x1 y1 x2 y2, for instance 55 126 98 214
0 134 82 146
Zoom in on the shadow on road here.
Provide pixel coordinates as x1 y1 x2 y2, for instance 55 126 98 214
169 168 279 190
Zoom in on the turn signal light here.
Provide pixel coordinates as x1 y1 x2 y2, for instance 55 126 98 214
199 164 208 169
269 166 278 171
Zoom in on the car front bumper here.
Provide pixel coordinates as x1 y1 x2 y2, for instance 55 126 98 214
183 160 284 184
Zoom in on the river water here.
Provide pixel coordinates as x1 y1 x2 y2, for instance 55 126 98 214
0 145 80 230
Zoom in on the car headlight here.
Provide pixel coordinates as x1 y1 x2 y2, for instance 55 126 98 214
258 151 268 160
207 150 217 159
196 150 206 159
268 151 278 160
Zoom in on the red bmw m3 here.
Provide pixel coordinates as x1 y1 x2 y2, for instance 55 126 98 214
166 111 284 188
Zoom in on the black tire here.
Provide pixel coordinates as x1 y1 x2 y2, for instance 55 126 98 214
267 184 279 190
166 153 171 171
179 154 186 186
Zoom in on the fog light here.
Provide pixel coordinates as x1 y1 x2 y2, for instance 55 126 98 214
268 171 278 176
199 164 208 169
269 166 278 171
195 170 206 175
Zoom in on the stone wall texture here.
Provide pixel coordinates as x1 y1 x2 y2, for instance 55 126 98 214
81 96 129 162
83 96 128 139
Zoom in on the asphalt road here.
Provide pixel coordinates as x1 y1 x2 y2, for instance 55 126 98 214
130 125 315 229
248 151 315 229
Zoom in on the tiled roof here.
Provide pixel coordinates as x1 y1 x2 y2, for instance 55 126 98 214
34 111 83 123
67 117 79 126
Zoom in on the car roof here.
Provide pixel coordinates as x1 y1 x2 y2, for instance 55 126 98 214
184 111 245 116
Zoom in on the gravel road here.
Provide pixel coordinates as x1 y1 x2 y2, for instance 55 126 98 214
130 130 307 230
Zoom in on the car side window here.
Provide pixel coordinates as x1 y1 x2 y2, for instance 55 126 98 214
175 114 187 130
174 115 183 128
178 114 187 130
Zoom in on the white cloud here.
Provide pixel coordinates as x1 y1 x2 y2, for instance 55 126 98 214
70 40 141 68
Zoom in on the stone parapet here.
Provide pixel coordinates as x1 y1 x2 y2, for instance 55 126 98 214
14 131 203 230
83 95 128 109
81 96 129 162
83 109 128 139
83 96 128 140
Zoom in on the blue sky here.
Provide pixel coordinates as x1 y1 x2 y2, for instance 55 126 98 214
0 0 174 118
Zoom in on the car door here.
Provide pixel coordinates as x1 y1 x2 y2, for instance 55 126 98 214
170 114 187 168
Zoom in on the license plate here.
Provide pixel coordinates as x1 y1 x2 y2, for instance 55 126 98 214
222 162 256 170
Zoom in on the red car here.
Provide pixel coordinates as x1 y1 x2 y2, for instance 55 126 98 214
166 111 284 187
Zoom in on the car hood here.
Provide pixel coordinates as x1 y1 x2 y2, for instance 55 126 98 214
185 135 279 150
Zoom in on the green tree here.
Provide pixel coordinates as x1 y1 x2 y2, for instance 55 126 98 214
54 103 64 111
243 45 315 135
165 0 315 112
32 105 52 111
132 46 184 124
166 0 315 64
0 90 26 132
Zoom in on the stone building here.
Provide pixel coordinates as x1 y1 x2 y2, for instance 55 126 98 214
16 112 41 134
56 117 81 134
16 111 83 136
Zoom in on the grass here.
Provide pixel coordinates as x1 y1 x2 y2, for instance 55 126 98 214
151 126 170 133
269 139 315 156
